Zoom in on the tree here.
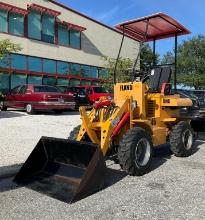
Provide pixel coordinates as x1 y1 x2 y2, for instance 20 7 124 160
161 51 174 65
0 39 21 60
140 43 159 72
161 35 205 89
177 35 205 89
101 56 133 91
0 39 22 96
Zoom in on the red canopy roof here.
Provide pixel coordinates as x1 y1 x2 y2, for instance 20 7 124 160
57 20 86 32
0 2 28 16
115 13 190 42
27 3 61 17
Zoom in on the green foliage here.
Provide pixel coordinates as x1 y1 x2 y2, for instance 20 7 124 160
0 39 22 60
161 51 174 65
177 35 205 89
101 56 133 91
161 35 205 89
140 43 159 72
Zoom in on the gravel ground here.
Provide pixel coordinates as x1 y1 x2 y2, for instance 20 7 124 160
0 110 205 220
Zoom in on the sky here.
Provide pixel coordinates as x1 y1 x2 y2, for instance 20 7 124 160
58 0 205 57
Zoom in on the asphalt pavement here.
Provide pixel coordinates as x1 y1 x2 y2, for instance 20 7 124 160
0 110 205 220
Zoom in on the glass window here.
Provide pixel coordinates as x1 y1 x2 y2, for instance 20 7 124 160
70 64 81 75
0 73 9 94
43 59 56 74
57 78 69 85
28 57 42 72
69 79 80 86
18 85 27 94
82 65 91 77
42 14 55 43
0 10 8 33
11 86 21 94
99 69 108 78
90 67 98 78
34 85 60 93
57 61 69 75
9 12 24 36
43 77 56 85
11 74 27 89
92 81 99 86
28 10 41 40
28 76 42 85
70 30 80 49
0 55 10 68
81 80 91 85
58 25 69 46
93 87 108 93
11 54 26 70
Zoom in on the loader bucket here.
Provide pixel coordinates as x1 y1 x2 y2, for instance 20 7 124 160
14 137 106 203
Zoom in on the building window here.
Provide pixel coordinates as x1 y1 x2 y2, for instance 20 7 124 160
90 67 98 78
57 78 69 85
42 14 55 43
0 10 8 33
70 64 81 75
58 24 69 46
57 61 69 75
9 12 24 36
70 30 81 49
0 73 10 94
69 79 80 86
92 81 99 86
43 76 56 85
0 55 10 68
82 65 91 77
11 74 27 89
28 76 42 85
81 80 91 85
43 59 56 74
11 54 26 70
28 57 42 72
28 10 41 40
99 69 108 78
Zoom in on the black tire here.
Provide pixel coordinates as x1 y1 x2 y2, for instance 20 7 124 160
26 104 35 115
54 110 64 114
170 121 194 157
118 127 153 176
0 101 7 111
68 125 90 142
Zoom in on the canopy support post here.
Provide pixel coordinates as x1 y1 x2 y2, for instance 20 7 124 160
113 26 125 84
153 38 156 67
174 34 178 91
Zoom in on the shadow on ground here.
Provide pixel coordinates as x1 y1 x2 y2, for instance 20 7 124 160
0 111 26 119
0 164 23 193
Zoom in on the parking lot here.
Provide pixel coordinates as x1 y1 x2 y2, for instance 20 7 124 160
0 110 205 220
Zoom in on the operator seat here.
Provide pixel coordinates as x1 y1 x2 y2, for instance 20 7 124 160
149 67 172 93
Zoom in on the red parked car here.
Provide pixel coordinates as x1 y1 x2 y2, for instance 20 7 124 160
1 85 76 114
77 86 113 104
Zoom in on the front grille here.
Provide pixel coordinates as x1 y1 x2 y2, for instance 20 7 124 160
147 100 156 117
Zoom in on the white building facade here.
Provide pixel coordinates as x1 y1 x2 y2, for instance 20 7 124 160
0 0 139 93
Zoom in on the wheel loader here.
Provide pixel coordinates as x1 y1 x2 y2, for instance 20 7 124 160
14 13 198 203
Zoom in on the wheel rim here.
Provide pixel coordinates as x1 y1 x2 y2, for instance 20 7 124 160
135 138 151 167
26 104 32 113
182 129 193 150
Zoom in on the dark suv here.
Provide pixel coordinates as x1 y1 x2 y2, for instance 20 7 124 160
57 86 89 108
